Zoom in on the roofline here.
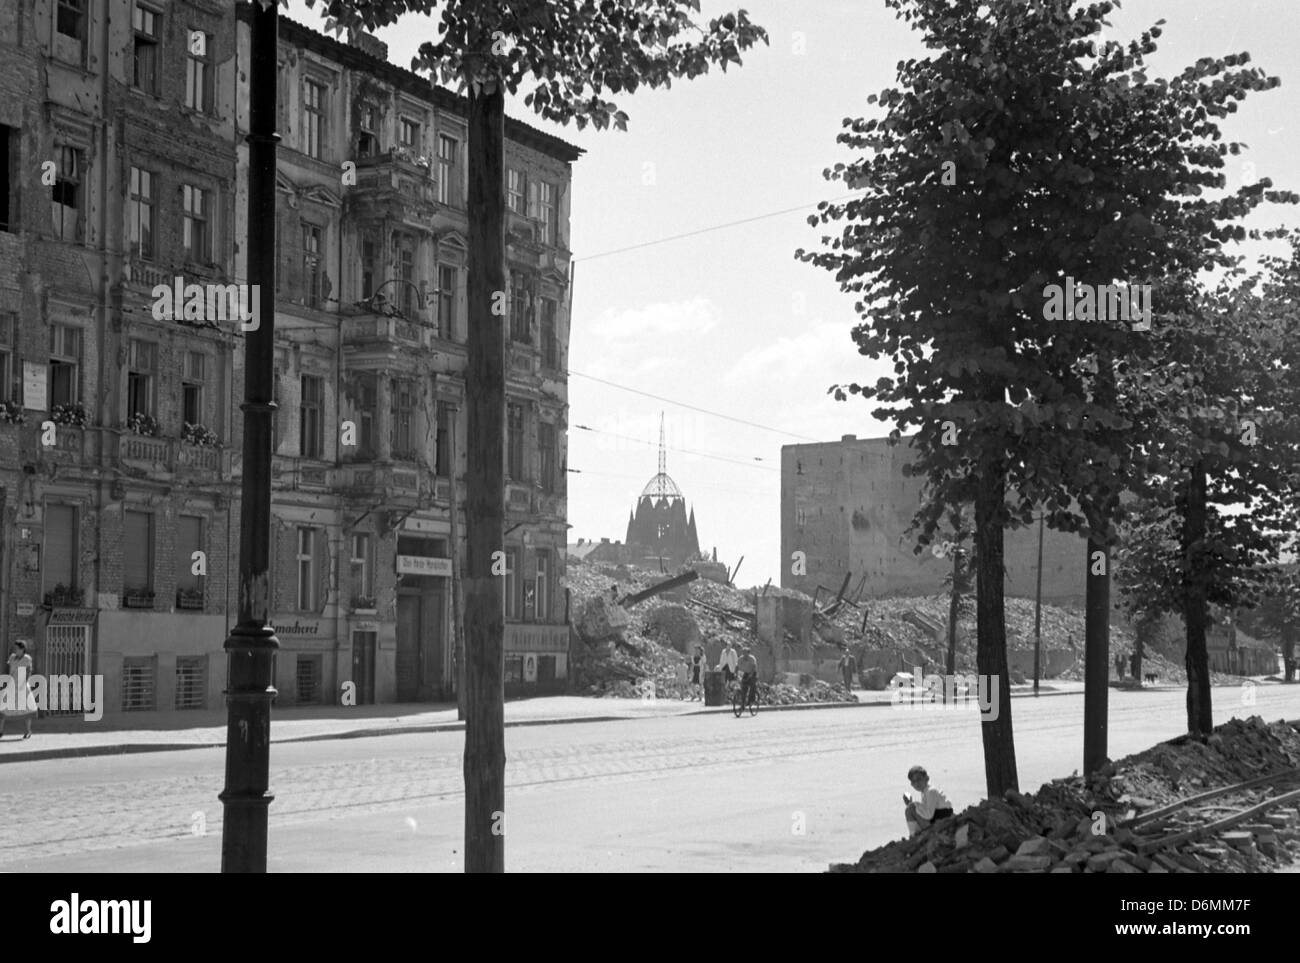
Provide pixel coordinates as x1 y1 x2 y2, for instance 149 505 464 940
238 4 585 164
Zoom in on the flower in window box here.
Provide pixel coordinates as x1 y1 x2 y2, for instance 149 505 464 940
182 422 220 447
124 586 156 608
127 412 160 436
0 400 24 425
51 403 88 427
45 583 85 607
176 587 205 610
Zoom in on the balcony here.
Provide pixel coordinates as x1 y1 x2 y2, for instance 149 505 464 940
336 462 426 501
119 432 173 471
272 458 333 492
342 315 438 349
177 441 223 473
348 151 438 227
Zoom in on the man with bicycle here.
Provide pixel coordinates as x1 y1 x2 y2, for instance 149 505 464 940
736 647 759 709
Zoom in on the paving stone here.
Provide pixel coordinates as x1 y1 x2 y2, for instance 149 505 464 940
1015 836 1052 857
1002 854 1052 872
1109 859 1142 873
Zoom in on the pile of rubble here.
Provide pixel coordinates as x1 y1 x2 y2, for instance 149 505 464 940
760 679 851 706
834 716 1300 873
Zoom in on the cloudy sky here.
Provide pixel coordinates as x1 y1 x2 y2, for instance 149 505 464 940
287 0 1299 589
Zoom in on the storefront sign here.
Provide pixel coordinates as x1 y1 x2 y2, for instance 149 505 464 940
353 620 378 632
48 608 96 625
401 517 448 535
396 555 451 577
271 619 328 637
15 602 35 617
23 363 47 412
504 623 569 653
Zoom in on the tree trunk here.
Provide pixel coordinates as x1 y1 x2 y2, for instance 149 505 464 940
1283 623 1295 683
449 404 466 721
1132 621 1145 684
1183 461 1213 735
974 467 1018 797
1083 537 1110 778
946 553 959 681
463 82 506 873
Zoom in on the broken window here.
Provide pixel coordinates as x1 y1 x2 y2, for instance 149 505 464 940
541 297 557 369
0 313 14 403
0 124 16 233
507 169 525 214
355 373 376 455
361 239 376 300
129 166 154 260
182 351 204 426
300 374 324 458
437 264 456 339
185 29 213 113
51 146 82 242
436 133 457 206
303 79 326 159
510 271 532 344
399 117 420 150
398 242 415 315
538 181 556 245
507 402 524 479
358 104 380 158
48 324 82 408
55 0 87 63
127 339 158 419
435 403 451 477
133 4 161 96
302 223 323 308
391 378 414 457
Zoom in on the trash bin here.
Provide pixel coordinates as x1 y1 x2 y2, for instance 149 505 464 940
704 669 726 707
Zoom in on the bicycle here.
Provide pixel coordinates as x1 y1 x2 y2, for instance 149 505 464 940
731 675 759 717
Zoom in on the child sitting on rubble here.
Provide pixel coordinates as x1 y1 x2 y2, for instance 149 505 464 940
903 765 953 836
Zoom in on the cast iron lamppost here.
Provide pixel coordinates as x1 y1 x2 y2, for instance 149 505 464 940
219 0 280 873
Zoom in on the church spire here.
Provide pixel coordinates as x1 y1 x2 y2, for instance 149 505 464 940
658 411 666 480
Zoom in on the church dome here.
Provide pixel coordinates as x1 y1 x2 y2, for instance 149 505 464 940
639 472 683 501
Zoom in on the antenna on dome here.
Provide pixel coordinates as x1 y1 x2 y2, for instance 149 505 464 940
658 411 666 481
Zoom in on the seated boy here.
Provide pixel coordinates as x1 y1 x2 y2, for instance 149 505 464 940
903 765 954 836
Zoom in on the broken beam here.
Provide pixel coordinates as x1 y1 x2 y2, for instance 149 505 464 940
619 570 700 608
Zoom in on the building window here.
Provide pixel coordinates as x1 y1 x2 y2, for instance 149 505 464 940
122 657 157 711
1 124 17 233
399 117 420 150
182 184 210 263
184 29 213 112
297 655 322 704
43 504 77 596
510 272 531 344
398 244 416 316
358 105 380 157
176 514 204 599
303 223 323 308
505 656 523 684
355 373 376 455
361 239 376 300
51 146 82 242
435 403 451 478
48 324 82 408
534 549 550 622
437 264 456 340
56 0 87 58
297 527 317 611
539 421 556 494
133 5 161 96
507 402 524 480
124 510 155 596
175 657 206 709
507 169 525 214
303 79 326 159
541 297 557 369
0 314 13 403
351 533 372 599
436 134 457 206
182 351 205 427
127 339 157 419
503 548 519 620
537 181 556 245
128 167 154 260
391 378 414 457
300 374 323 458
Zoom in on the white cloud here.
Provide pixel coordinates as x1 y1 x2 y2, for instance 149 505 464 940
588 298 719 341
722 321 857 386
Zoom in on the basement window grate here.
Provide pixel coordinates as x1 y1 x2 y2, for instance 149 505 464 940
296 655 322 704
122 657 156 711
175 656 206 710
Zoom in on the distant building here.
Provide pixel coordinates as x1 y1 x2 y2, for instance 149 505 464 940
623 415 702 571
781 434 1088 605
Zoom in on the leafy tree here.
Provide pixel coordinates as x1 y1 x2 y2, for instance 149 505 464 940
296 0 766 872
798 0 1290 793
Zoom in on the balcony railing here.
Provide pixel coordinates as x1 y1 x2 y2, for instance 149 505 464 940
342 315 438 348
120 432 172 470
177 442 222 472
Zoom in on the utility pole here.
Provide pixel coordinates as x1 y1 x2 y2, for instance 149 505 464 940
219 0 279 873
1033 510 1044 696
448 403 466 721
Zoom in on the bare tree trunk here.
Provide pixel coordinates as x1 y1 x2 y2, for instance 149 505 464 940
1083 537 1110 777
974 465 1017 797
449 404 466 721
1283 625 1295 683
463 83 506 873
1183 462 1213 735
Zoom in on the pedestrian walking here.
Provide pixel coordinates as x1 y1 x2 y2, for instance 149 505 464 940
1115 654 1125 680
689 645 705 701
718 640 738 685
838 649 858 691
903 765 952 836
1 641 35 739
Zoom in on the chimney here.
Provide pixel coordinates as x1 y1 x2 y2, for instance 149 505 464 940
842 434 857 442
601 537 609 543
349 29 389 63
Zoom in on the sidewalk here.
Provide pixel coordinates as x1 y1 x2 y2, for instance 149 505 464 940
0 680 1089 764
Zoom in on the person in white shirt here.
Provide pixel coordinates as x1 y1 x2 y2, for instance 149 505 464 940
717 642 738 684
903 765 953 836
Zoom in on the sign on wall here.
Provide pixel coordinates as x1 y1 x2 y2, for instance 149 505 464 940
23 362 47 411
396 555 451 577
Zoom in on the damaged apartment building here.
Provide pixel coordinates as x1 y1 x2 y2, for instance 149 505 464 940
0 0 579 715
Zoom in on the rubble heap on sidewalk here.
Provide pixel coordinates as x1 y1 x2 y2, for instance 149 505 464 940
833 716 1300 873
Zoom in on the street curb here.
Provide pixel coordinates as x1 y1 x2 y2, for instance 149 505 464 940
0 685 1085 764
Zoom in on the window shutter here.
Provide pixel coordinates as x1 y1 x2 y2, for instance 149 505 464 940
124 512 151 589
316 528 329 613
527 180 538 219
45 505 76 590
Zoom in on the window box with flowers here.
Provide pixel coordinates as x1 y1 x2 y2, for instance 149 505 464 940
123 586 156 609
51 403 88 427
176 587 205 610
44 584 85 608
127 412 159 437
351 596 377 615
0 400 24 425
182 422 220 447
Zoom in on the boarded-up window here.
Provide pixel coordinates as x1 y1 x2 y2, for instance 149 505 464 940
176 515 203 594
43 504 77 595
124 510 154 592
